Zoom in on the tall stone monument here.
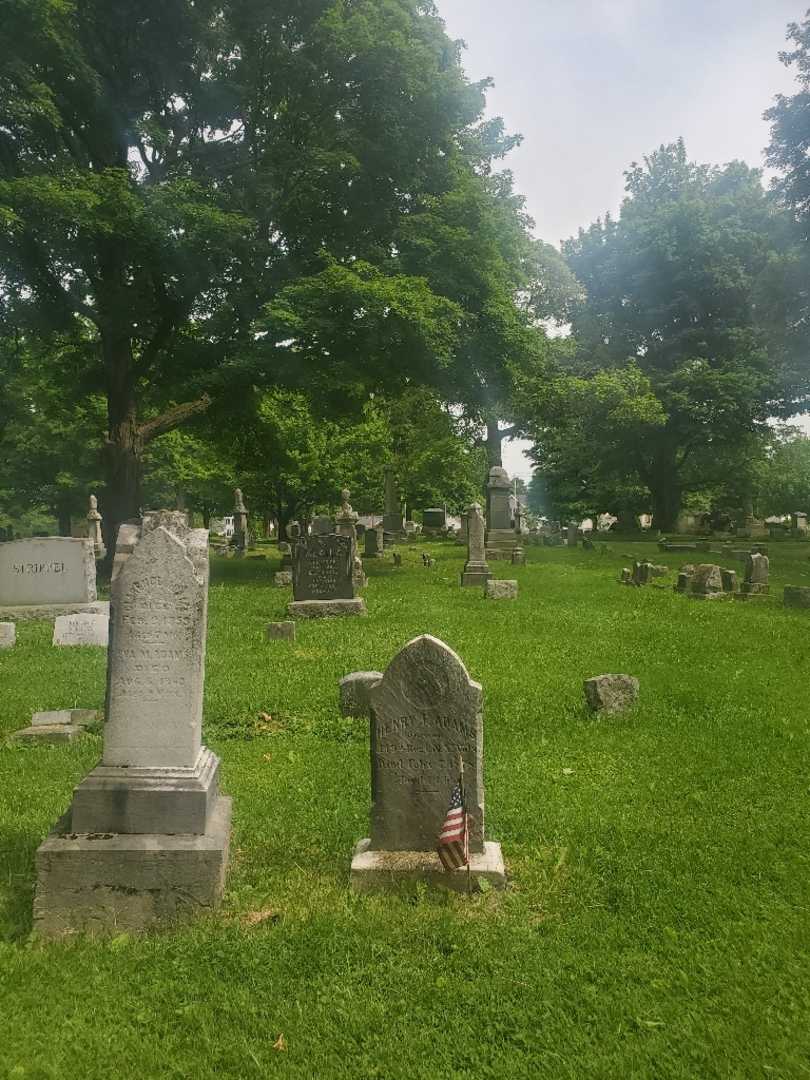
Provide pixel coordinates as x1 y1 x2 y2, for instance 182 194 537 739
350 635 505 891
461 503 492 587
485 466 520 560
335 488 366 589
383 465 404 537
33 516 231 937
86 494 105 559
233 488 248 557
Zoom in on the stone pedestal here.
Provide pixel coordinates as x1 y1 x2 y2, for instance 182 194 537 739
383 466 404 536
350 838 505 893
34 798 232 938
33 516 230 938
288 598 367 619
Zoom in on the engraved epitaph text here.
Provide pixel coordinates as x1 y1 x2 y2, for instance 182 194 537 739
103 526 208 769
293 534 354 601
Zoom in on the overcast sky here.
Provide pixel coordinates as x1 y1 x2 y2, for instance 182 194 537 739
435 0 806 477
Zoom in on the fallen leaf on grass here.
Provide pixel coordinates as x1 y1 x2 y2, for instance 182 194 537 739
273 1034 287 1052
241 909 281 928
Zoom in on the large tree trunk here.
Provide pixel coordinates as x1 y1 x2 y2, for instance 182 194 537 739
57 506 72 537
101 330 142 563
650 464 682 533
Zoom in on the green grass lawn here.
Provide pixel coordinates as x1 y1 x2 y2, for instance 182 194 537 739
2 539 810 1079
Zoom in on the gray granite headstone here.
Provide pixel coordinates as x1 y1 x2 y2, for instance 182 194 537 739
486 467 512 531
0 622 15 649
0 537 96 606
292 534 354 601
368 635 484 853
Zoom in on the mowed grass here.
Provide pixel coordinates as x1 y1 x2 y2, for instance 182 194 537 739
1 538 810 1079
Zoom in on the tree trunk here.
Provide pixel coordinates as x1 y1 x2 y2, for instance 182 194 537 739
650 468 682 533
57 507 72 537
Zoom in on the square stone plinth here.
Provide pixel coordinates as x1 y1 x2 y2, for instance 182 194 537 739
70 747 221 835
350 839 505 893
33 796 232 939
461 571 492 587
287 599 367 619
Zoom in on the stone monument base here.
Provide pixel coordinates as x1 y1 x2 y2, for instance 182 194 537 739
461 569 492 587
350 838 505 893
0 600 109 622
70 747 221 835
33 797 232 939
687 592 732 602
287 599 367 619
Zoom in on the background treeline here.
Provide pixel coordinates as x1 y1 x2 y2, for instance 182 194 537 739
1 1 809 541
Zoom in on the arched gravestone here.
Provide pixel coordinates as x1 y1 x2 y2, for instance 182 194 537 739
351 635 505 891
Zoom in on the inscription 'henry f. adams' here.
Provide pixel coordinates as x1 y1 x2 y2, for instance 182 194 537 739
369 635 484 853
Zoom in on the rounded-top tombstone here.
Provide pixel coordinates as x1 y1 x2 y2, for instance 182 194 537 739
368 635 484 853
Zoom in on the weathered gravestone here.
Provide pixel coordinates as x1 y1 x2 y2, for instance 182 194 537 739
738 552 770 600
14 709 98 744
350 635 505 891
86 494 105 559
0 622 15 649
382 465 404 537
783 586 810 609
0 537 105 620
288 534 366 618
461 503 492 588
364 525 384 559
33 516 231 937
52 611 109 647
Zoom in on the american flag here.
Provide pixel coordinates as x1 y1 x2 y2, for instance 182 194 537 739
437 782 469 871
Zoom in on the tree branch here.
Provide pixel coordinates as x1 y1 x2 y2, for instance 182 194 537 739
138 395 212 445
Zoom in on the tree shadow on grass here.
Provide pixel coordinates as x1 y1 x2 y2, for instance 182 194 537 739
0 824 38 942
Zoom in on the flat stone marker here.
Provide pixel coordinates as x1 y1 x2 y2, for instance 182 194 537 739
53 611 109 647
34 516 231 938
351 635 505 892
274 570 293 588
339 671 382 718
0 537 101 619
0 622 15 649
485 580 518 599
14 709 99 744
266 621 296 641
584 674 639 714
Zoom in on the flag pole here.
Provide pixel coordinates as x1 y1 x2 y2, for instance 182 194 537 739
458 752 471 896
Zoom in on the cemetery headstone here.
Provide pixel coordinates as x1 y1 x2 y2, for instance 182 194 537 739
288 534 366 618
567 523 578 547
0 622 15 649
52 611 109 647
34 516 232 937
274 570 293 588
364 525 384 559
335 488 366 590
233 488 248 557
461 504 492 587
350 635 505 891
0 537 104 620
14 709 98 744
739 552 770 599
266 621 296 641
